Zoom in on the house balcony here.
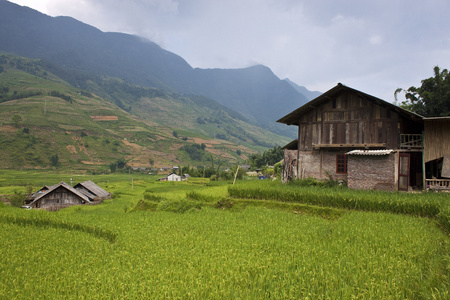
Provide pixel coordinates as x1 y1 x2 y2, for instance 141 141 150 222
426 179 450 191
400 134 423 150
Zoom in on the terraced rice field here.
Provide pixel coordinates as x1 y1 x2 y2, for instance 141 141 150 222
0 172 448 299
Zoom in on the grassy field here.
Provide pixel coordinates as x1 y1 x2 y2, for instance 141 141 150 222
0 171 449 299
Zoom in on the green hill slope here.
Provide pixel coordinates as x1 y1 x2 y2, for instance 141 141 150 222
0 54 289 170
0 0 309 138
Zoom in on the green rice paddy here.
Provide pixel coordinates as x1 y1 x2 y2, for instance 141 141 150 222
0 171 448 299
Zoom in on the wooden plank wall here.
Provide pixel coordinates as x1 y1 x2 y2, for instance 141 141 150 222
424 120 450 162
298 91 400 151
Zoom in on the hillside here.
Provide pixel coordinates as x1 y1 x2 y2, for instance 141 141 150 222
191 66 309 136
0 0 313 138
0 54 288 170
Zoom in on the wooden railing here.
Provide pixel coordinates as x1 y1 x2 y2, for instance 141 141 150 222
426 179 450 190
400 134 423 149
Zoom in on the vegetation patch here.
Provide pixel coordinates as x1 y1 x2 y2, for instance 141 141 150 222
228 180 450 233
0 210 117 243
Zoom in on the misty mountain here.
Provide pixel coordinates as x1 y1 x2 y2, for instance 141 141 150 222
0 0 314 138
192 65 309 135
284 78 322 101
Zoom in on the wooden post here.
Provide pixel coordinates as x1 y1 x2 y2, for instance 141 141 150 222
203 166 205 187
233 165 240 185
422 130 426 190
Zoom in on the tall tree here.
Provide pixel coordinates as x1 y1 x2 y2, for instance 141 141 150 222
396 66 450 117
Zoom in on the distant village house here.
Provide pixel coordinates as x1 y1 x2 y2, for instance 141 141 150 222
158 173 187 182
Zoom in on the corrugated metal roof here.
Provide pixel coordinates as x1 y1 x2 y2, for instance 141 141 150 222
346 149 394 156
74 180 110 198
75 180 110 197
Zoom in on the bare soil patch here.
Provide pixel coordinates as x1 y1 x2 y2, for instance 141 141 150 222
90 115 118 121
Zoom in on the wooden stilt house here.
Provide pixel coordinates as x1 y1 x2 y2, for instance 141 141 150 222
277 83 450 191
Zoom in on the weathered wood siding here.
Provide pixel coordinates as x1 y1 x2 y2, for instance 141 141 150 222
424 120 450 162
297 90 402 151
35 187 85 209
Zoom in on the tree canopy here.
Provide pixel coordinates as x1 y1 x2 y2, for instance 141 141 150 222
248 146 284 169
395 66 450 117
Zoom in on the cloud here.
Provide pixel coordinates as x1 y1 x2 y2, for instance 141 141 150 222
8 0 450 102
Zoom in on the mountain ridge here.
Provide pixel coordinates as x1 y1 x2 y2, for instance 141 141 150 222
0 0 319 138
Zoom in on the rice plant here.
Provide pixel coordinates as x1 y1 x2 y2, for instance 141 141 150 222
0 172 448 299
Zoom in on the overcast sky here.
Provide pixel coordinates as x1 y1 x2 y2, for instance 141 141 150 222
9 0 450 102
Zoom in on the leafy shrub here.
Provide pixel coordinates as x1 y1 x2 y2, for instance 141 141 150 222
8 190 26 207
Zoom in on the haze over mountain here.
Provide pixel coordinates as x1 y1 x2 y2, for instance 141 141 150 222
0 0 318 138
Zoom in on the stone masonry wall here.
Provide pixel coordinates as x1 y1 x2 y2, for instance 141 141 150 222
347 154 396 191
299 150 348 182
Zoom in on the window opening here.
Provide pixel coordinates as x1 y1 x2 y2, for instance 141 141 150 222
336 154 348 174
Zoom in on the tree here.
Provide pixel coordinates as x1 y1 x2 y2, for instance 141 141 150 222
109 162 117 173
117 158 127 169
248 146 284 169
50 154 59 167
9 190 26 207
180 144 205 161
395 66 450 117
